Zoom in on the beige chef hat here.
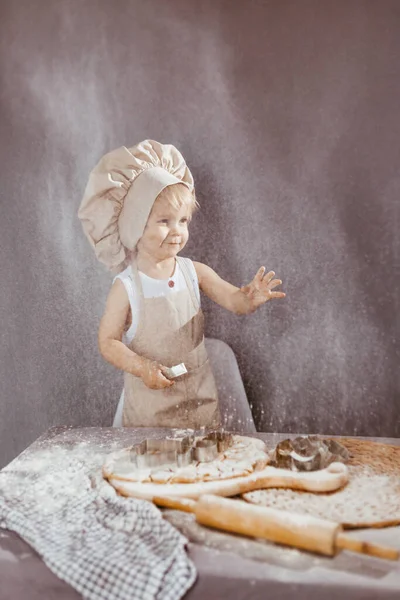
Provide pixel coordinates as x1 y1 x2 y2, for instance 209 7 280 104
78 139 194 271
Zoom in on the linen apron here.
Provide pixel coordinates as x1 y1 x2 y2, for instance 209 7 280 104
122 257 220 428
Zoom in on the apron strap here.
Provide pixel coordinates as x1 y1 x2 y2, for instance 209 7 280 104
176 257 201 313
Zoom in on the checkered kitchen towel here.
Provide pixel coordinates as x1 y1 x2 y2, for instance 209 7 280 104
0 441 196 600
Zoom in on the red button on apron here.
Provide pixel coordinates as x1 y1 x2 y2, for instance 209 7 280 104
168 280 175 288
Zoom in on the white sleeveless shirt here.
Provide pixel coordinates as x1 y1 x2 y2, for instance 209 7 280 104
113 257 200 344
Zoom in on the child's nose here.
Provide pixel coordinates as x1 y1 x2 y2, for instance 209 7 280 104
171 222 183 233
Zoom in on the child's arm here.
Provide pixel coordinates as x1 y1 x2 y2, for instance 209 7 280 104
98 280 173 389
193 263 285 315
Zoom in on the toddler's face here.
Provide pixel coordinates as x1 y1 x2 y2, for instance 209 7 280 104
137 195 191 259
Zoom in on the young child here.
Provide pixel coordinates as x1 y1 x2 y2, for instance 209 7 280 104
78 140 285 429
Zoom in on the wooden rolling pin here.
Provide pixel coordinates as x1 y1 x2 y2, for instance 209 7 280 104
154 494 399 561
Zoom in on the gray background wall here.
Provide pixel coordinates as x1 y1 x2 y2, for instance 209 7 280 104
1 0 399 468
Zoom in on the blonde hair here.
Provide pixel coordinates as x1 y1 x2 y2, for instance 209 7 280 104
156 182 199 216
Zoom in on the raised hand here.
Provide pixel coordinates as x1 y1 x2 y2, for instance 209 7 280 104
240 267 285 312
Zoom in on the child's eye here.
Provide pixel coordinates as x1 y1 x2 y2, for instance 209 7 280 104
180 218 188 223
158 219 169 224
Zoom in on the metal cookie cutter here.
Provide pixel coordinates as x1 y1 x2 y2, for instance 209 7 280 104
130 429 234 470
192 430 234 463
130 436 194 470
164 363 188 379
205 430 234 452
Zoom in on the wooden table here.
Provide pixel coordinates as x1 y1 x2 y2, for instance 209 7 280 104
1 426 400 600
